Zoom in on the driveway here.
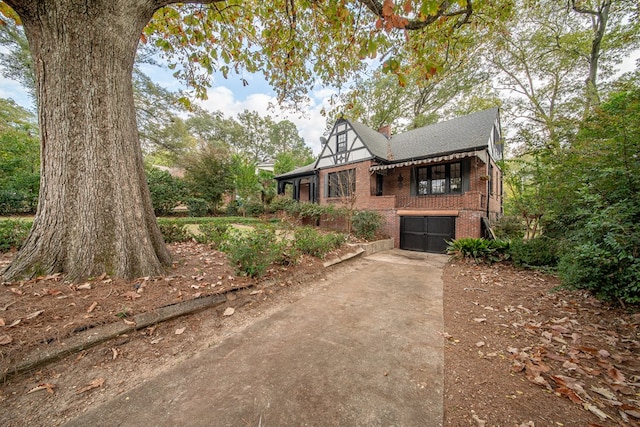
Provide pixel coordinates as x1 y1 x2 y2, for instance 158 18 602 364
64 249 447 427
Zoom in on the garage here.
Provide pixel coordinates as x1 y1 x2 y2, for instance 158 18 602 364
400 216 456 253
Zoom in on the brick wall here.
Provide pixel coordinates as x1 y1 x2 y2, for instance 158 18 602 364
317 155 502 247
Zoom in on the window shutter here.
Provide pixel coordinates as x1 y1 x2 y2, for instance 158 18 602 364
410 167 417 196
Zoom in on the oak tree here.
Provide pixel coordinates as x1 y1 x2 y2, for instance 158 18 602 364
0 0 501 281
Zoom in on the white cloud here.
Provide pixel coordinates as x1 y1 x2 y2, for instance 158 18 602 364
197 84 339 154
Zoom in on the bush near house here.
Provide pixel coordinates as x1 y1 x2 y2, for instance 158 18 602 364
351 210 384 241
293 227 345 258
220 225 284 278
509 236 558 268
446 238 510 264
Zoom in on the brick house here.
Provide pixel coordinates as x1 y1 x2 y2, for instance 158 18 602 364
275 108 504 253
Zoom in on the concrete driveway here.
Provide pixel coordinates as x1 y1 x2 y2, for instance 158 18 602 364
64 249 447 427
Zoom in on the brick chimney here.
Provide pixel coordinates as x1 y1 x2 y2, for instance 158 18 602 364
378 125 391 139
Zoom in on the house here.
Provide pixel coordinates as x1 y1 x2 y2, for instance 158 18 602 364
275 108 503 253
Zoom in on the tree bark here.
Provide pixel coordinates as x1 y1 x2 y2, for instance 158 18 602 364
2 0 171 281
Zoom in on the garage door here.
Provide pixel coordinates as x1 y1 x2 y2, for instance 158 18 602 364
400 216 455 253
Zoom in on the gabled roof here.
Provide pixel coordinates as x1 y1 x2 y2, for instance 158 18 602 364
347 120 389 159
274 162 316 180
389 108 499 161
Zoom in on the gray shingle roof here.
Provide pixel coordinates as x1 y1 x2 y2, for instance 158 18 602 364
389 108 498 161
348 120 390 159
345 108 498 163
274 162 316 179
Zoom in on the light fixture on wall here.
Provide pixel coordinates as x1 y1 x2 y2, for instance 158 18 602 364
397 174 404 189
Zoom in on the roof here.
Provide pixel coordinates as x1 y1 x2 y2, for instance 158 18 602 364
389 108 499 161
274 162 316 179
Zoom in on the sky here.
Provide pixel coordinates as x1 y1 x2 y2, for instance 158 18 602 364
0 55 340 155
1 48 638 156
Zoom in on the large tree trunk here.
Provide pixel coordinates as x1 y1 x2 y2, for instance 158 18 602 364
2 0 172 281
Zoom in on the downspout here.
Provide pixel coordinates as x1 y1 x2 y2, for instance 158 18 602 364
486 149 491 220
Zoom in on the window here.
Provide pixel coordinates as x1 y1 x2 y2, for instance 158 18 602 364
328 169 355 198
337 132 347 152
415 162 462 195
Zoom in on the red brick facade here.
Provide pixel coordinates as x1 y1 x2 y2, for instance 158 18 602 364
317 155 503 247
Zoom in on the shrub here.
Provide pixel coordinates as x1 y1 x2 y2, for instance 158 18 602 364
146 167 186 216
352 210 384 240
0 220 32 252
492 215 525 240
446 238 509 263
186 198 208 217
158 222 192 243
269 195 299 215
225 200 239 216
294 227 345 258
220 226 281 277
196 222 229 248
244 200 265 217
509 236 558 268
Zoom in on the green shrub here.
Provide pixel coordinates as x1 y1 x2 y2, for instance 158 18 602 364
244 200 265 217
509 236 558 268
492 215 525 240
196 222 229 248
158 222 192 243
225 200 239 216
294 227 345 258
0 219 32 252
446 238 509 263
352 210 384 240
186 198 208 217
269 195 299 215
146 167 186 216
220 226 281 277
557 204 640 304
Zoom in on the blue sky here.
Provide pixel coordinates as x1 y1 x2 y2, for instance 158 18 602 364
0 57 339 155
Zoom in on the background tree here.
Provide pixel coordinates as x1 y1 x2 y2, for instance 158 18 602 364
182 142 235 213
0 98 39 214
549 80 640 303
0 0 510 281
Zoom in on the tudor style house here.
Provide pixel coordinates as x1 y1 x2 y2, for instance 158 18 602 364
275 108 503 253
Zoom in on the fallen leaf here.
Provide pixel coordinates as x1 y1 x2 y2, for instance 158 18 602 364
556 386 583 404
473 318 487 323
583 403 611 421
223 307 235 316
0 334 12 345
175 327 185 335
111 347 120 360
122 291 141 300
7 319 20 328
27 383 56 394
150 337 164 345
0 318 4 326
26 310 44 319
87 302 98 313
76 378 105 394
123 319 135 326
77 283 92 290
475 341 486 347
607 366 626 384
9 288 23 295
590 386 617 400
43 288 63 296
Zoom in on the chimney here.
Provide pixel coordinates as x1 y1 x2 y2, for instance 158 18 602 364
378 125 391 139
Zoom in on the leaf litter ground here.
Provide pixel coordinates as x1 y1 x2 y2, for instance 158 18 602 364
1 245 639 426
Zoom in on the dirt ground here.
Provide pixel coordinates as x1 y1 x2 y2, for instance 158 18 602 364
1 243 639 426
